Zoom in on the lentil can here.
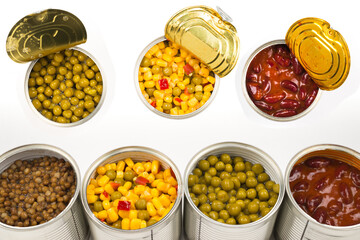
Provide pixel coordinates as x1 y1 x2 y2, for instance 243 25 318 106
0 144 89 240
81 146 183 240
275 144 360 240
184 142 284 240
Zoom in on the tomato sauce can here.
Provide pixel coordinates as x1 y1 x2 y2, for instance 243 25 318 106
80 146 183 240
183 142 284 240
275 144 360 240
0 144 89 240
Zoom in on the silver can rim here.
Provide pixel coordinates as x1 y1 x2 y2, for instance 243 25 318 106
0 143 81 230
241 39 322 122
184 141 285 228
80 145 183 233
24 46 107 127
285 144 360 229
134 36 220 119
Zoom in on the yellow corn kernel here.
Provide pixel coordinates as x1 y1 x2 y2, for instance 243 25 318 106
179 109 185 115
157 41 165 49
180 101 188 111
139 171 149 179
87 194 98 204
96 166 106 175
140 220 147 229
124 158 134 168
110 163 117 170
98 175 110 187
155 106 163 112
152 197 163 210
151 160 160 175
207 76 216 84
188 59 198 67
168 187 177 196
147 202 157 216
177 81 185 90
87 184 95 191
203 91 211 100
102 200 111 210
100 192 111 201
179 93 189 102
153 73 161 82
104 164 112 171
156 59 167 68
140 67 151 73
113 199 120 208
107 207 118 222
116 161 125 171
104 184 115 195
170 73 179 81
118 209 130 219
156 99 163 107
121 218 130 230
90 179 98 187
143 162 152 172
199 67 209 77
170 195 177 202
155 50 162 59
164 96 172 103
173 57 183 63
148 45 160 55
94 187 104 195
116 171 124 179
150 58 157 65
188 97 198 108
133 163 145 175
151 179 163 188
139 82 145 91
193 64 200 73
204 84 214 92
97 210 107 220
92 211 98 218
141 189 152 201
157 182 171 193
143 71 153 81
153 90 165 100
144 81 155 88
170 107 179 115
145 52 152 59
183 77 190 85
178 67 184 78
125 166 132 172
159 194 171 208
162 54 173 62
134 185 146 195
200 100 206 107
185 54 192 63
126 191 139 203
195 85 203 92
118 186 128 196
129 210 138 219
155 171 164 179
87 189 95 195
138 74 144 82
130 218 142 230
180 49 188 58
157 207 166 216
124 181 132 190
151 188 160 198
147 173 155 183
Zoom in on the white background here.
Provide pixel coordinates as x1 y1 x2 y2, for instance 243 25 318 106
0 0 360 237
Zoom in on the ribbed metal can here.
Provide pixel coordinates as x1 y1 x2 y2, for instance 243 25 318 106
80 146 183 240
0 144 89 240
242 40 321 122
275 144 360 240
183 142 284 240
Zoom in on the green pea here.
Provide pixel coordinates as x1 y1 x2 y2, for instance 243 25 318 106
217 190 229 203
234 162 245 172
220 154 231 164
198 160 210 171
236 188 247 200
246 189 257 199
258 173 270 183
141 57 151 67
106 170 116 180
124 170 135 181
219 171 231 180
199 203 211 213
237 172 247 184
248 201 259 214
188 174 199 187
172 87 181 96
208 192 217 202
233 156 244 164
228 203 241 217
112 220 122 229
138 210 150 221
226 218 237 224
246 177 258 188
198 194 208 205
147 219 157 226
219 209 230 220
258 189 269 201
93 201 103 212
193 168 202 177
268 197 277 207
211 200 225 211
209 211 219 220
238 215 251 224
114 178 125 186
261 207 271 217
252 164 264 175
225 164 233 173
135 198 147 210
110 191 122 201
221 178 234 191
245 161 253 172
207 167 217 176
192 184 203 195
211 176 221 188
215 161 225 171
207 155 219 166
273 184 280 194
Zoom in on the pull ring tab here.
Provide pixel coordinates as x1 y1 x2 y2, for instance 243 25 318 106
216 6 233 23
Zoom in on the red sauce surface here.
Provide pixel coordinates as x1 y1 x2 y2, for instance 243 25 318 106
246 44 319 118
289 157 360 226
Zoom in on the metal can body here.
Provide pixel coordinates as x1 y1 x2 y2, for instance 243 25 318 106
25 47 106 127
134 36 220 119
242 40 321 122
0 144 89 240
81 146 183 240
184 142 284 240
275 144 360 240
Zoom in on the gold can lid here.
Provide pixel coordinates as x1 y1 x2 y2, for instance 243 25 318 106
285 17 350 90
165 6 240 78
6 9 87 63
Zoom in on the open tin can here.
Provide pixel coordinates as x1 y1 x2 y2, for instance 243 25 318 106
80 146 183 240
183 142 284 240
6 9 106 126
275 144 360 240
135 6 240 119
0 144 89 240
242 18 350 121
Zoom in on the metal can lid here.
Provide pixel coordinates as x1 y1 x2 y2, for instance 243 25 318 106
285 17 350 90
6 9 87 63
165 6 240 78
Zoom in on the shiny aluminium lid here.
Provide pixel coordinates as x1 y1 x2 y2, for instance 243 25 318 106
165 6 240 78
286 17 350 91
6 9 87 63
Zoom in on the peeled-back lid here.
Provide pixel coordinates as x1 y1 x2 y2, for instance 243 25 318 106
286 17 350 90
165 6 240 78
6 9 87 63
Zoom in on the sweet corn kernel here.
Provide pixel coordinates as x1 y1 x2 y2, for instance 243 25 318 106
134 185 146 195
144 81 155 88
94 187 104 195
116 171 124 179
129 210 138 219
204 84 214 92
151 188 160 198
178 67 184 77
155 50 162 59
124 181 132 190
149 45 160 55
156 99 163 108
207 76 216 84
117 161 125 171
98 175 110 187
159 194 171 208
157 182 171 193
152 197 163 210
193 64 200 73
96 166 106 175
180 93 189 102
118 186 128 196
195 85 203 92
122 218 130 230
164 96 172 103
100 192 111 201
188 97 198 107
153 90 164 100
151 179 163 188
177 82 185 90
153 73 161 82
151 160 160 175
157 207 166 216
139 82 145 91
147 173 155 183
157 41 165 49
170 107 179 115
143 162 151 172
125 158 134 168
199 67 210 77
107 207 118 222
133 162 145 175
155 106 163 112
180 49 188 58
174 57 184 63
162 54 173 62
156 59 167 67
141 189 152 201
87 194 98 204
168 187 177 196
155 171 164 179
130 218 142 230
113 199 120 208
98 210 107 220
104 184 115 195
147 202 157 216
140 67 151 73
90 179 98 187
102 200 111 210
140 220 147 229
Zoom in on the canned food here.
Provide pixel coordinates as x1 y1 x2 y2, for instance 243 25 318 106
25 47 106 126
7 9 105 126
242 40 321 121
275 144 360 240
0 144 89 240
81 146 183 240
242 18 350 121
135 6 240 119
184 142 284 240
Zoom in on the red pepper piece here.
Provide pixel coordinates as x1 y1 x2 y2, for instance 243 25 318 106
184 64 194 75
184 87 190 95
158 78 169 90
100 218 105 222
175 184 178 191
150 101 156 107
135 176 149 185
110 182 120 190
103 191 109 198
117 200 131 211
170 168 176 179
174 97 182 103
